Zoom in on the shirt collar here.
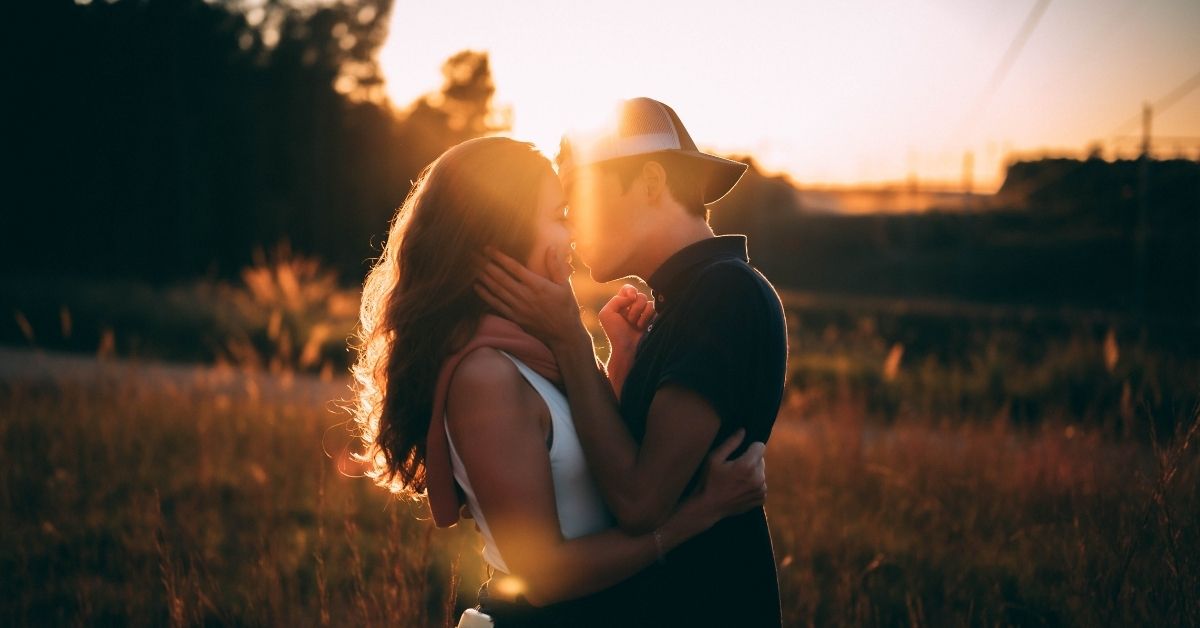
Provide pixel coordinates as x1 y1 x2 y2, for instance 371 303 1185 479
647 235 749 303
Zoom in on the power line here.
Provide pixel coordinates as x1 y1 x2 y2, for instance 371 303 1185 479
1111 69 1200 135
967 0 1054 123
1153 70 1200 117
947 0 1053 148
1032 0 1139 92
939 0 1053 187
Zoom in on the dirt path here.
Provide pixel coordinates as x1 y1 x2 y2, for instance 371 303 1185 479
0 346 350 406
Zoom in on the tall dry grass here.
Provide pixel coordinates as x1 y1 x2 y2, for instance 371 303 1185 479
2 254 1197 626
1 361 1196 626
767 397 1199 627
0 362 483 627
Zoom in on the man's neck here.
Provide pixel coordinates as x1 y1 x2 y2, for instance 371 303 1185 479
628 215 715 283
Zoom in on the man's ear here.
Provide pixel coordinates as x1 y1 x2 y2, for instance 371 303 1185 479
641 160 667 203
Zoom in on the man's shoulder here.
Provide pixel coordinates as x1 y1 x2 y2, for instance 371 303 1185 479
685 258 784 314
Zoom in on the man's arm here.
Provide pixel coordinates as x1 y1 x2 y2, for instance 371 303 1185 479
475 247 756 535
552 333 722 534
445 347 731 606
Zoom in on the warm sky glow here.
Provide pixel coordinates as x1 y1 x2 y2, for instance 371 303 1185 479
379 0 1200 190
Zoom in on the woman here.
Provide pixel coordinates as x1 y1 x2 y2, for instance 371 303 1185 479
350 137 765 626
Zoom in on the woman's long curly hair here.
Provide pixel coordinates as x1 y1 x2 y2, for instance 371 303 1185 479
351 137 552 496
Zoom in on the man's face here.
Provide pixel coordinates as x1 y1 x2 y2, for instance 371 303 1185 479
561 164 641 283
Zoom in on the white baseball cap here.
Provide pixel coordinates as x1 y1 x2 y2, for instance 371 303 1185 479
558 97 749 204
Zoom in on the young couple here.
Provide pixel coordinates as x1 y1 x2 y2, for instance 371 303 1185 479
352 98 788 627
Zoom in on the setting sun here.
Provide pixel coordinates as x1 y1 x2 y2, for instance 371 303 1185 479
380 0 1199 190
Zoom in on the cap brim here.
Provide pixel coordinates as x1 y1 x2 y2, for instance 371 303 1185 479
673 151 749 204
558 145 748 204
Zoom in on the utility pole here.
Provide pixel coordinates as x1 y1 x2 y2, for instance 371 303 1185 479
962 151 975 211
1135 103 1152 320
959 151 976 296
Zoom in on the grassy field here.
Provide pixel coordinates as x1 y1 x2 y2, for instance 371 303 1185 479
1 350 1196 627
3 255 1199 625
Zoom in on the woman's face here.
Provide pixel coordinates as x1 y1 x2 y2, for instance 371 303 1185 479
524 172 574 278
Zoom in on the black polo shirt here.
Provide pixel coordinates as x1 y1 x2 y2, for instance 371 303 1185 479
618 234 787 627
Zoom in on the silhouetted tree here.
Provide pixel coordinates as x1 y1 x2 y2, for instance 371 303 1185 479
5 0 501 282
391 50 509 181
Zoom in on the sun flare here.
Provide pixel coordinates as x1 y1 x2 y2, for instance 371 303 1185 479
378 0 1200 191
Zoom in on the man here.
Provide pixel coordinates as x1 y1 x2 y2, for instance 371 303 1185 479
478 97 788 626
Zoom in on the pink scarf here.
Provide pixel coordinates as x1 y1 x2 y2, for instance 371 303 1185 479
425 314 562 527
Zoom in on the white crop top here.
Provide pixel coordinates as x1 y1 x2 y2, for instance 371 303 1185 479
444 350 614 573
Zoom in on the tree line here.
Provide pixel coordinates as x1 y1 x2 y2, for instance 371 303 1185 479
6 0 498 281
6 0 1198 323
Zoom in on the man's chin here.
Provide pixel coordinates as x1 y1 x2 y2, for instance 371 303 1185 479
585 264 616 284
576 252 618 283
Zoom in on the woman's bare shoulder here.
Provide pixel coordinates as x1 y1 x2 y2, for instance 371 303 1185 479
445 347 539 429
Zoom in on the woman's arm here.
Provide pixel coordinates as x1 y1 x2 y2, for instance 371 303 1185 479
476 247 761 534
445 348 761 607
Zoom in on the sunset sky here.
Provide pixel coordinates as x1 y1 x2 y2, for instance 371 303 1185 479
379 0 1200 190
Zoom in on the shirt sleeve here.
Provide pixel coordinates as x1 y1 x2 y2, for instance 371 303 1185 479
654 264 770 436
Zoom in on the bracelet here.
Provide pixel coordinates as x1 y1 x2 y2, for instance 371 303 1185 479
651 528 666 564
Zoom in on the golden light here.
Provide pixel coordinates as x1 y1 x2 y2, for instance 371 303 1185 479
379 1 1200 190
491 575 526 599
566 171 595 267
